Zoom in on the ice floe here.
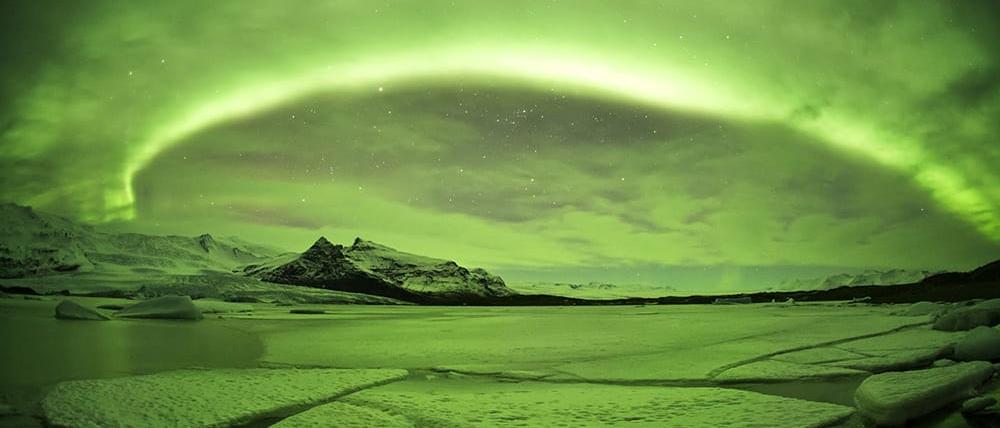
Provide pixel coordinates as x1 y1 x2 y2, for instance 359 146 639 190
42 368 408 427
344 381 855 427
853 361 994 425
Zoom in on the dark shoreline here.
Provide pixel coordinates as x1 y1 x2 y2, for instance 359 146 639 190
3 275 997 307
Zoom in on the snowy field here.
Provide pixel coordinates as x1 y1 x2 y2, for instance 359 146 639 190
0 296 997 427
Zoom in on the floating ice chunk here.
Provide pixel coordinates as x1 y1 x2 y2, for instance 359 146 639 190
854 361 994 426
838 327 960 354
824 347 946 373
345 381 854 427
894 301 949 317
191 299 253 314
961 396 997 414
42 368 408 428
771 346 869 365
954 326 1000 362
714 360 867 383
933 359 957 367
934 300 1000 331
974 298 1000 310
116 295 203 320
272 401 413 427
54 300 109 321
431 365 556 380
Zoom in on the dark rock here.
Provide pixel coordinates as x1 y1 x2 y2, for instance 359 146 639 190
289 309 326 314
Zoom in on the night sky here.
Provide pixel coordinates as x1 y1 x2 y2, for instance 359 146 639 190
1 1 998 291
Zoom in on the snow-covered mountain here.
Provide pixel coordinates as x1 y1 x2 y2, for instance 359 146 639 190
0 203 277 278
776 269 939 291
508 281 676 299
242 236 511 302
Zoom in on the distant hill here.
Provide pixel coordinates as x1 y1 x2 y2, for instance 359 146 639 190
775 269 940 291
921 260 1000 285
0 203 278 278
0 203 510 303
242 237 511 302
1 203 995 305
509 281 676 299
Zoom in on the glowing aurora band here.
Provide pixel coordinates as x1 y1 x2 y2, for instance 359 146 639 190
118 45 999 241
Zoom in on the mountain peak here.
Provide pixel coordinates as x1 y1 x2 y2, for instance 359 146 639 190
311 236 334 248
196 233 216 252
304 236 344 258
350 237 394 252
245 234 511 302
352 237 376 249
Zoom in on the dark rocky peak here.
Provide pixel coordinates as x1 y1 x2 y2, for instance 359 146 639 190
304 237 345 258
350 237 391 251
351 237 376 249
197 234 216 252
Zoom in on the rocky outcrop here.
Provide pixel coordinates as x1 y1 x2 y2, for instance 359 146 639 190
244 237 511 303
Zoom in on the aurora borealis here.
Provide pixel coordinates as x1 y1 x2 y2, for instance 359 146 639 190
1 1 998 290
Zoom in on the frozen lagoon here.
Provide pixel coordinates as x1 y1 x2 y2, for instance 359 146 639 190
0 296 996 427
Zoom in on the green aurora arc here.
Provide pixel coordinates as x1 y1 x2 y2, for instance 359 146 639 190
1 0 999 290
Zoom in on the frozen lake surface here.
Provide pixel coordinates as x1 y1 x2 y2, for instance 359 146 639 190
0 296 994 427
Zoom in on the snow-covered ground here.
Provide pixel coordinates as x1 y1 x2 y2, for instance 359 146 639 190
1 296 997 427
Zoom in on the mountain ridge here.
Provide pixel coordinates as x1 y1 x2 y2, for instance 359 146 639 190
0 202 277 278
2 203 996 305
242 236 512 302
